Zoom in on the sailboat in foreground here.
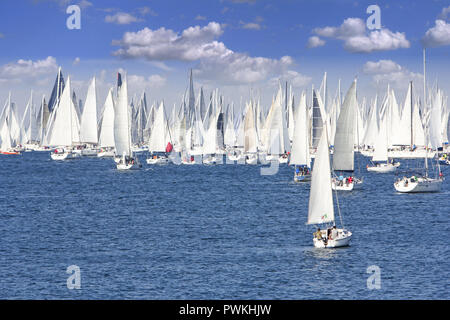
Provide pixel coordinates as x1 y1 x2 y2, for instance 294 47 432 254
307 123 352 248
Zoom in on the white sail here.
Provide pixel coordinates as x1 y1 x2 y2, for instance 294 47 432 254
98 88 115 148
264 86 290 155
46 76 81 147
224 105 236 147
307 125 334 225
372 114 388 162
333 80 357 171
290 92 310 166
80 77 98 144
148 101 169 152
388 89 403 146
362 96 378 147
428 89 442 149
412 100 425 146
113 74 131 156
243 102 258 153
397 83 413 146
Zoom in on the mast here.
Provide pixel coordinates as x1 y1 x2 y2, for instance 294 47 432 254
423 49 426 112
410 81 413 150
423 49 428 176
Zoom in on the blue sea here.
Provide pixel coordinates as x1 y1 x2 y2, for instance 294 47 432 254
0 151 449 299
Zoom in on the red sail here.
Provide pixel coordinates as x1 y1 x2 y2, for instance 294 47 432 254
165 142 173 153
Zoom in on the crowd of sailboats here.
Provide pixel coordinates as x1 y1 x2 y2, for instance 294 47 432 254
1 61 449 180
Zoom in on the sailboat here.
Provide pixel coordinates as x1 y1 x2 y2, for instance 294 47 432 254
46 76 82 160
0 93 22 155
146 101 172 165
331 80 362 191
307 122 352 248
290 92 311 181
113 73 141 170
243 101 258 165
263 85 290 163
97 88 116 158
394 86 443 192
79 77 99 156
367 105 400 173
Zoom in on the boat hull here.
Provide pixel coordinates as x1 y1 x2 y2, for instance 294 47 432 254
294 173 311 182
367 162 400 173
51 152 81 160
98 150 115 158
394 177 443 193
0 150 21 155
117 162 141 170
313 229 352 248
146 157 169 165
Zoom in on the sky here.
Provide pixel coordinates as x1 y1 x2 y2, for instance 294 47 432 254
1 0 450 115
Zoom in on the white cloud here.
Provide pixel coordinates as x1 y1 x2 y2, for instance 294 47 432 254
363 60 422 89
105 12 142 25
114 69 166 92
113 22 301 85
138 6 157 16
195 15 207 21
363 60 402 74
241 22 261 30
78 0 92 9
306 36 325 48
313 17 410 53
269 70 311 88
0 56 58 79
112 22 225 61
438 6 450 20
422 20 450 48
73 57 81 65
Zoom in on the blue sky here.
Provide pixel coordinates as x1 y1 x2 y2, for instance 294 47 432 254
1 0 450 113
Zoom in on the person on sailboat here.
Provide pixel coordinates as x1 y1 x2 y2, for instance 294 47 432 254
314 228 323 240
331 226 338 240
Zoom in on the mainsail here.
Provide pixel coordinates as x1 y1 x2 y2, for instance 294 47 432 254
307 124 334 225
333 80 357 172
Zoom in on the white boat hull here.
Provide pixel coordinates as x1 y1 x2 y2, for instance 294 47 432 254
146 157 169 165
394 177 443 193
313 229 352 248
81 148 99 157
203 156 217 165
294 173 311 182
367 162 400 173
98 150 115 158
246 155 258 165
51 152 81 161
117 162 141 170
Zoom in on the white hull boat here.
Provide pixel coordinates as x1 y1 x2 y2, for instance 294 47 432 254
313 229 352 248
394 176 443 193
51 150 81 161
98 150 115 158
367 162 400 173
203 156 217 165
246 154 258 165
81 148 99 157
146 156 169 165
294 173 311 182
